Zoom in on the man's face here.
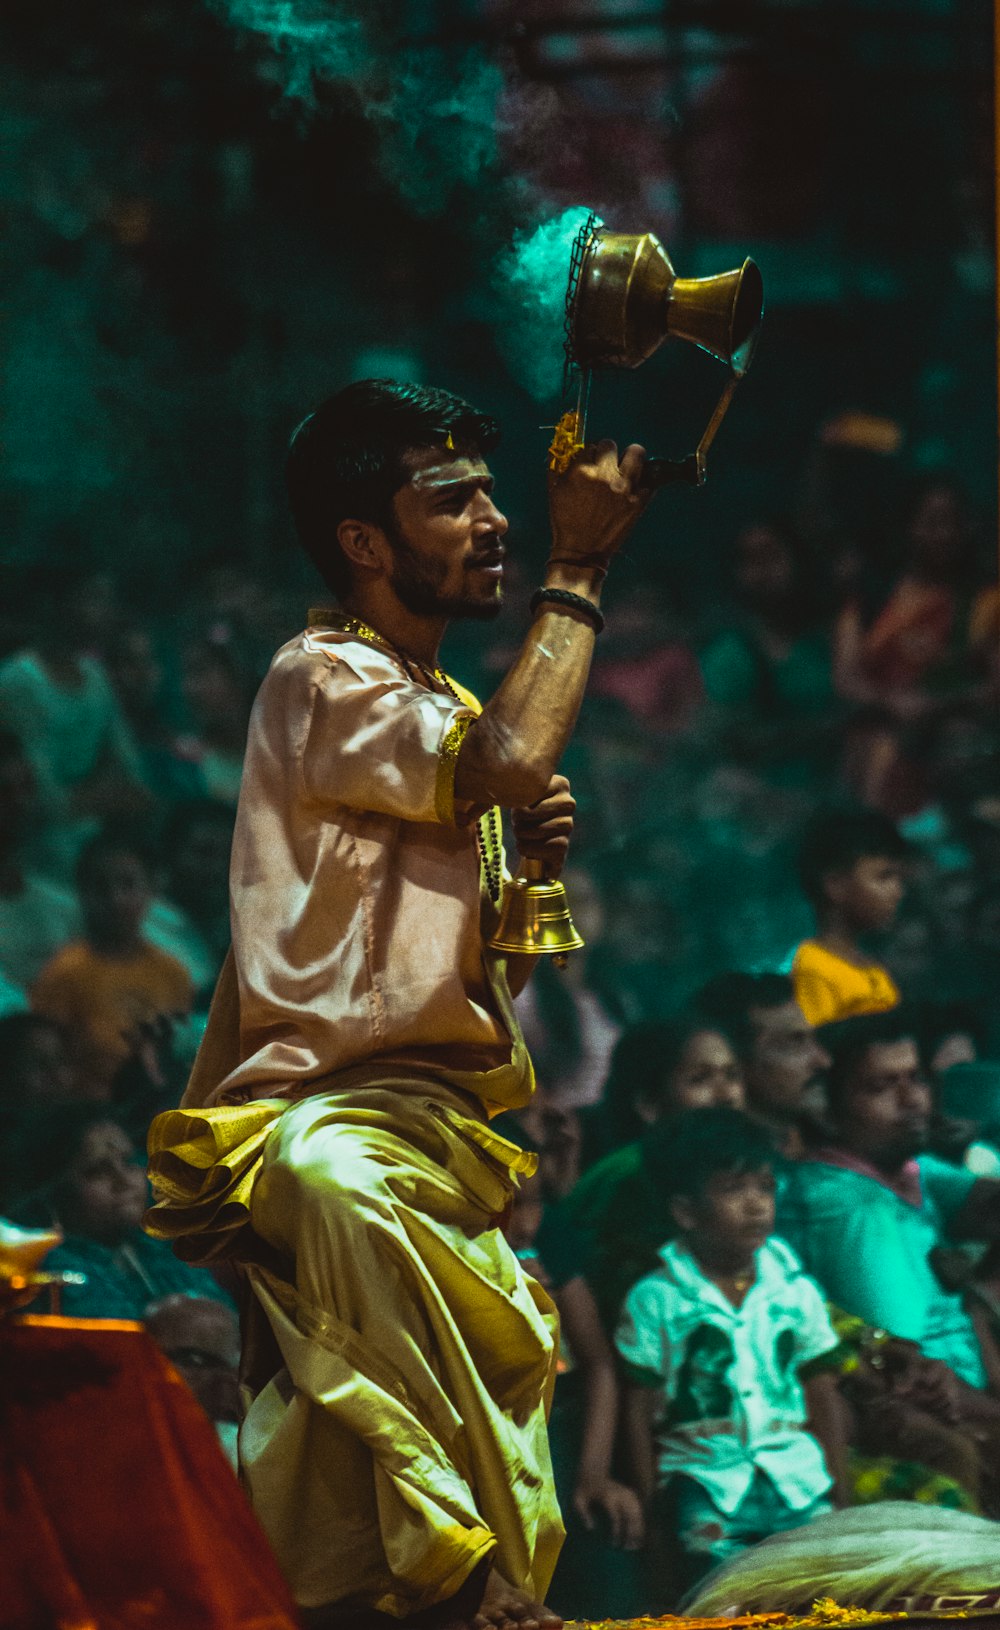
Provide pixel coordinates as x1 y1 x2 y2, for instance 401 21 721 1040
830 855 905 933
838 1038 932 1169
386 449 508 622
145 1296 241 1422
747 1000 830 1118
733 524 794 611
170 818 232 915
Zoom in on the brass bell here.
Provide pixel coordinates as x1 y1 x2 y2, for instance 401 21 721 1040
570 227 763 376
487 858 585 962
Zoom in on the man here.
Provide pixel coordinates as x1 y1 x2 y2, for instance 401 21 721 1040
33 830 192 1097
776 1010 1000 1390
696 971 831 1150
146 379 652 1629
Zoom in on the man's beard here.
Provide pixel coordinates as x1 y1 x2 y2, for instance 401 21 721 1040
387 522 503 623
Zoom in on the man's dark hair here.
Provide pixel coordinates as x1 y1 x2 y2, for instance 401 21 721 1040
286 378 501 598
820 1008 921 1117
696 971 795 1061
642 1106 777 1203
797 808 909 907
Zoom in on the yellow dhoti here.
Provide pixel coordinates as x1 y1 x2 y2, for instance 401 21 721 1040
146 1076 564 1617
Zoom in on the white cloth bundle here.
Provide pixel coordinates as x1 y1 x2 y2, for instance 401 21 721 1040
686 1503 1000 1614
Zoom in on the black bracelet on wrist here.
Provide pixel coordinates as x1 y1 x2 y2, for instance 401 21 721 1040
529 587 605 634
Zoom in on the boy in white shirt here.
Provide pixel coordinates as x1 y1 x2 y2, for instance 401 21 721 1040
616 1107 846 1593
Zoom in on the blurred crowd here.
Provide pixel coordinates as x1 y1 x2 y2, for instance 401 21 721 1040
0 405 998 1616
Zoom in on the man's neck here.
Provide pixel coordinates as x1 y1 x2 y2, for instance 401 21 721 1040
749 1103 804 1159
342 589 448 670
844 1144 909 1178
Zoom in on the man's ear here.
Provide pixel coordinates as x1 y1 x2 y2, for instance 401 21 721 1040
670 1194 695 1234
337 518 392 575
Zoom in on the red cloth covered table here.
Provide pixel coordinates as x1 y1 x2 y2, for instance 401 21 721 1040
0 1315 300 1630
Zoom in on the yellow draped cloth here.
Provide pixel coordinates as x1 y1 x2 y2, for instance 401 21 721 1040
147 981 564 1619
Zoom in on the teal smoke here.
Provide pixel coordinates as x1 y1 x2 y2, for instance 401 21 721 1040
493 206 597 403
206 0 509 216
207 0 576 385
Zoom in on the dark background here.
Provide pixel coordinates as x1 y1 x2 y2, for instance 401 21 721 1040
4 0 994 602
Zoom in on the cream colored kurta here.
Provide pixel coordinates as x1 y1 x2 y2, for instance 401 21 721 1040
147 620 561 1616
184 623 528 1114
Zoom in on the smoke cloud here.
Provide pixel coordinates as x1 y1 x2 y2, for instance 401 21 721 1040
493 206 597 403
209 0 367 104
207 0 581 386
205 0 531 217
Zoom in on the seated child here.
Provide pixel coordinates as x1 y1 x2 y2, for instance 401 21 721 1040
791 809 908 1027
32 829 192 1096
616 1107 846 1594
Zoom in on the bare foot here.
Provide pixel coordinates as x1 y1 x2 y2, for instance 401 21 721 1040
467 1569 562 1630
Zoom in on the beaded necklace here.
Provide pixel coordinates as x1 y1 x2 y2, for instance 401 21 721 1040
332 614 505 908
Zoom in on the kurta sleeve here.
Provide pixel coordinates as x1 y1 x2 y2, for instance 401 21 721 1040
299 652 475 825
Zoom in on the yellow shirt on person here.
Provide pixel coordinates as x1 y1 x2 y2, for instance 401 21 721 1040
791 938 899 1028
33 939 192 1091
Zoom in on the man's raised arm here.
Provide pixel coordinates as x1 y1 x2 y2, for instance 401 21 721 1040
454 439 650 810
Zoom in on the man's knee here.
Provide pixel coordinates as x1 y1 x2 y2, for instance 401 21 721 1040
255 1118 394 1248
